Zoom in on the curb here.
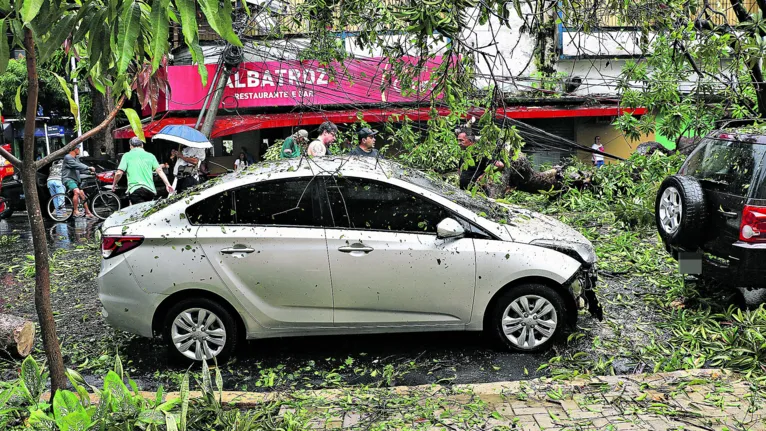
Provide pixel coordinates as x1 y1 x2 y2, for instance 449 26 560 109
46 368 732 407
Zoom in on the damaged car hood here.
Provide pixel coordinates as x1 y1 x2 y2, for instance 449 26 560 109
491 201 597 264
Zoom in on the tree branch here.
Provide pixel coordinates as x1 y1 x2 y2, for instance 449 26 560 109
35 96 126 169
0 146 22 169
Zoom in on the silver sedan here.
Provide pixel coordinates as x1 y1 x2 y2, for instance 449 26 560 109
98 157 600 362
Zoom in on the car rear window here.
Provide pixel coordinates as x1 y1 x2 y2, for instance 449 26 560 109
681 138 766 197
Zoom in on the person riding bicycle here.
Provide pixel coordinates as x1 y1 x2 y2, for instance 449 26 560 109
112 137 173 204
62 146 96 218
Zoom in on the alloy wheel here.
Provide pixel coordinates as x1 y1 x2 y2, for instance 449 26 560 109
659 187 683 235
171 308 227 361
501 294 558 350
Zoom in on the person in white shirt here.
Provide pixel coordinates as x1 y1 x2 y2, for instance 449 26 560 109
172 146 206 192
591 136 605 168
234 152 248 171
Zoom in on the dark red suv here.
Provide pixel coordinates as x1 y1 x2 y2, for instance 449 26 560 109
655 130 766 305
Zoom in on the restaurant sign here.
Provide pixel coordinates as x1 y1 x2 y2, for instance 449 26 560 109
161 56 443 112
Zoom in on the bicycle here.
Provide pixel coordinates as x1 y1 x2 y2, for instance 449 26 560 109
47 171 121 222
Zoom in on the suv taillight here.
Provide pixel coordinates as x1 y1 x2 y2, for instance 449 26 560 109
739 205 766 243
102 235 144 259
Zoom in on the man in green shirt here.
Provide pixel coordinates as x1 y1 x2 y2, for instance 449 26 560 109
112 137 174 205
280 129 309 159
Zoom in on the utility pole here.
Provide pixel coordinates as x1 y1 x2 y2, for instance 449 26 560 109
199 46 243 138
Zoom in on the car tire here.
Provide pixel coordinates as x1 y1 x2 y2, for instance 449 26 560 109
490 283 567 352
163 297 238 364
655 175 706 250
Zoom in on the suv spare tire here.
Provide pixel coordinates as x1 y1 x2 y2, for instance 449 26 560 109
655 175 706 250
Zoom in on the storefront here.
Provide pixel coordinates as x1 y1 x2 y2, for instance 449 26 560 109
113 56 649 167
2 119 77 160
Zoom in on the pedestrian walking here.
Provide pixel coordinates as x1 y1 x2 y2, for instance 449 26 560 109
46 159 65 218
307 121 338 157
112 137 173 205
349 128 382 158
592 136 605 168
280 129 309 159
172 144 206 192
61 146 96 218
234 152 248 171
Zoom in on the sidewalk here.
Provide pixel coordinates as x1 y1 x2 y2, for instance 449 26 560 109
187 368 764 430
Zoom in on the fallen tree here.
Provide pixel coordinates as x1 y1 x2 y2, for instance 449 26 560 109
0 314 35 358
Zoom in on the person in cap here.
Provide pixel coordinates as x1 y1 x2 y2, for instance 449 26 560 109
349 127 381 158
113 137 174 205
280 129 309 159
307 121 338 157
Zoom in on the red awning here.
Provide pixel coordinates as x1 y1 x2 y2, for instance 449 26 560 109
113 106 647 139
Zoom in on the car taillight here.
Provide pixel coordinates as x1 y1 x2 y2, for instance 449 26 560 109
739 205 766 243
102 235 144 259
97 171 115 184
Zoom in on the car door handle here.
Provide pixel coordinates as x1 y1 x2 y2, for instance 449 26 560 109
338 244 374 253
220 247 255 254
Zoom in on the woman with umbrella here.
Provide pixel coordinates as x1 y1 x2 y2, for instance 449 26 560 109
153 125 213 193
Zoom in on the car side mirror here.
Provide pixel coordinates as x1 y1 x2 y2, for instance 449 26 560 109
436 218 465 239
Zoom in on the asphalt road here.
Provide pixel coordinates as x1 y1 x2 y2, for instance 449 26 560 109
0 212 555 390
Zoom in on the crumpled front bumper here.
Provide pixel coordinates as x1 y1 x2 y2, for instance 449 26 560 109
568 264 603 320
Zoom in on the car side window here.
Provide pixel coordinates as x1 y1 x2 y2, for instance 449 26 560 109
324 176 451 233
234 178 320 227
683 138 761 196
186 190 235 225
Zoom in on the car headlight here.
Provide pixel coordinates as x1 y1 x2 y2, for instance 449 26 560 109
530 239 597 265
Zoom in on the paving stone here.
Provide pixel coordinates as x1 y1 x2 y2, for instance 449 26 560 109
512 406 550 415
342 412 363 428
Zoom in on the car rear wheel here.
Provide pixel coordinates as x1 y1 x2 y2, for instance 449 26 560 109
655 175 706 250
490 283 567 352
163 298 238 364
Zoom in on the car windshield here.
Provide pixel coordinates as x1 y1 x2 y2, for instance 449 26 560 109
389 164 523 223
682 138 766 197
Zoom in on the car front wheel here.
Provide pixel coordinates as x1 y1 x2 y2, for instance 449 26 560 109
163 298 238 363
490 283 567 352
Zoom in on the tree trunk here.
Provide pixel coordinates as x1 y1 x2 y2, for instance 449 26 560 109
92 86 116 158
21 27 68 399
0 314 35 357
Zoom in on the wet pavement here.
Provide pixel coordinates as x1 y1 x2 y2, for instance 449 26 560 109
0 212 553 391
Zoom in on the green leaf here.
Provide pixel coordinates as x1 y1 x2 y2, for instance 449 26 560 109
164 411 179 431
175 0 207 85
114 353 124 380
116 0 142 75
0 19 8 74
123 108 145 143
38 13 77 63
14 84 22 113
197 0 242 47
179 372 189 431
20 356 42 403
149 0 170 72
52 390 82 421
52 72 79 131
20 0 44 23
0 0 10 13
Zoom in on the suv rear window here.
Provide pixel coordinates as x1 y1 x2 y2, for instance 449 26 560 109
681 138 766 197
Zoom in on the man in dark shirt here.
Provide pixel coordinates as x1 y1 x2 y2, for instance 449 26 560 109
457 130 504 190
349 128 382 158
62 146 96 218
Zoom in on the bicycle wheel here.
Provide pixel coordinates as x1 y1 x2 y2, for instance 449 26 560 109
91 191 121 220
47 194 74 222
